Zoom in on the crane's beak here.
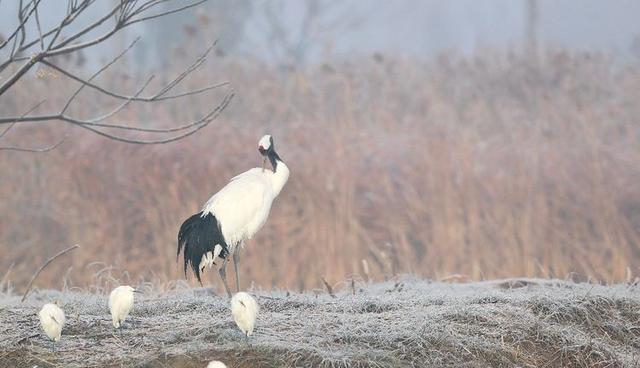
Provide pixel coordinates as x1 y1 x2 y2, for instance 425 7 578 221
133 289 142 294
262 156 267 172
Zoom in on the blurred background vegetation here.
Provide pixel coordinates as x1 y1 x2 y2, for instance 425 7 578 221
1 0 639 292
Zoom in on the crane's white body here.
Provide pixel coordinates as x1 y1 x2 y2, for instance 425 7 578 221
202 165 289 252
231 292 259 337
207 361 228 368
109 285 136 328
38 303 65 342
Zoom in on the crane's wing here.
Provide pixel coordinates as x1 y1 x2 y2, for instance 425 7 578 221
177 211 228 283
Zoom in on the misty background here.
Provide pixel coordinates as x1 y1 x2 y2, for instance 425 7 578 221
3 1 640 66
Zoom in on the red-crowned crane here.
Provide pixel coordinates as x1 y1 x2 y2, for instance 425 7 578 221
177 135 289 297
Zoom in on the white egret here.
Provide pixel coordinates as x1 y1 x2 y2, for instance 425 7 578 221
206 361 227 368
231 291 259 338
38 301 65 351
109 285 138 329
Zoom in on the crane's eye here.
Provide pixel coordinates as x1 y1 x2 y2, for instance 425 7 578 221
258 146 267 154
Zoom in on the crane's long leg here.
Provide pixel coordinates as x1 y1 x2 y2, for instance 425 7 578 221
218 257 232 298
233 243 242 292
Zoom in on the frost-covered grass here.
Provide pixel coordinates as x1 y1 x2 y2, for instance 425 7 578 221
1 278 639 367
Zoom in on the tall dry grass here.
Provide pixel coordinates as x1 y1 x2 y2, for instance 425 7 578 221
1 49 639 292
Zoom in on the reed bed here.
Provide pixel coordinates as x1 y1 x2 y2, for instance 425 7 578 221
1 49 639 292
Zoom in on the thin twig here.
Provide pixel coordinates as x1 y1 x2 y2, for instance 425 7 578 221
322 277 336 298
34 3 44 50
85 76 155 124
124 0 207 27
60 37 141 114
21 244 80 302
73 92 233 144
0 99 46 141
52 0 123 50
1 262 14 289
40 59 228 103
0 91 233 139
0 0 41 51
0 100 66 152
0 134 68 152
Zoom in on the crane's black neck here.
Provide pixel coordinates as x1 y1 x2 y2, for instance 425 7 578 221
268 150 281 172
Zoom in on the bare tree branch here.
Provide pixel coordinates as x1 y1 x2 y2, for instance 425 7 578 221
21 244 79 302
0 0 41 51
0 92 234 142
59 36 142 114
74 92 234 144
53 1 124 50
0 52 46 96
38 43 228 104
85 76 155 124
40 1 95 52
0 0 232 149
0 0 217 95
0 100 68 152
124 0 207 27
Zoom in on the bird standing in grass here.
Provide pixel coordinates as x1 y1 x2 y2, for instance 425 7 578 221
109 285 138 329
206 361 227 368
231 292 259 338
38 301 65 352
178 135 290 297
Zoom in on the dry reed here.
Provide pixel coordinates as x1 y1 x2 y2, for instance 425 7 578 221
1 49 639 292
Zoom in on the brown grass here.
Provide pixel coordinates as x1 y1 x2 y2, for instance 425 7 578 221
1 49 639 292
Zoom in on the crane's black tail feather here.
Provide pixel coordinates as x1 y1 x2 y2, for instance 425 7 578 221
177 211 229 284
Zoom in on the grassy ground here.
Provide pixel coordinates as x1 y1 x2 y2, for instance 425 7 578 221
1 278 639 367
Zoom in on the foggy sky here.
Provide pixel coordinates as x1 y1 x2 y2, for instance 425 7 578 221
2 0 640 65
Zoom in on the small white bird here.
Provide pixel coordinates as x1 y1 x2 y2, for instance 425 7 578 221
109 285 138 329
206 361 227 368
38 301 65 351
231 292 259 338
